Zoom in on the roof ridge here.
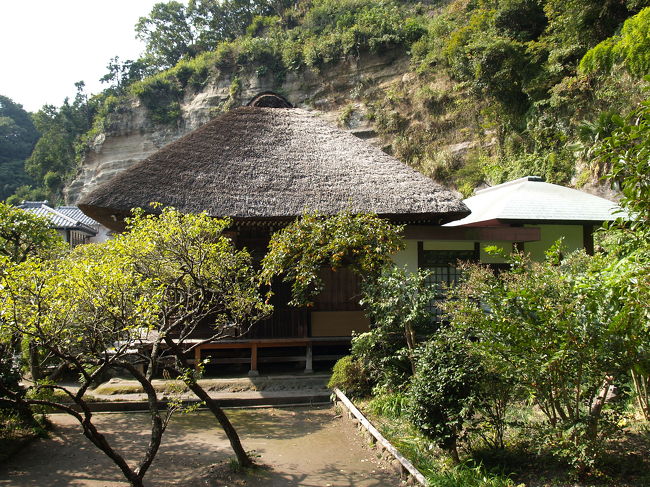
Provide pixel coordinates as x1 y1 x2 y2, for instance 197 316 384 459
475 176 543 195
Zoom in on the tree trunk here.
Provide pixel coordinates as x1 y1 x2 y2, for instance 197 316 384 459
28 341 42 381
447 437 461 465
163 337 253 468
185 379 253 468
632 369 650 421
404 322 417 375
588 375 614 441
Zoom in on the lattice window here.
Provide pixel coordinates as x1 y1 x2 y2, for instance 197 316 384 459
420 249 476 319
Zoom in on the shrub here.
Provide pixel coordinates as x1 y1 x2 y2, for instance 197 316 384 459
408 331 490 464
328 355 372 398
351 330 412 392
443 248 632 471
130 74 184 125
358 266 437 384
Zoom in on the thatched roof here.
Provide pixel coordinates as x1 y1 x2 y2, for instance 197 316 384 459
79 106 468 231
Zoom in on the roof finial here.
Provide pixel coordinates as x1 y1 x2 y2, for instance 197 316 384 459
247 91 293 108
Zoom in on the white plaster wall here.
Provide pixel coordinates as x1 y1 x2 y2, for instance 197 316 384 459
524 224 583 261
392 239 418 272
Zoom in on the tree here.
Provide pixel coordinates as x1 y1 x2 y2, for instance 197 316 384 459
0 95 39 201
261 211 404 307
134 0 289 70
0 251 170 487
580 7 650 78
356 266 436 381
24 83 94 203
100 56 150 94
0 204 64 439
115 206 271 468
135 1 197 70
0 206 271 483
408 329 490 464
0 202 63 264
594 98 650 420
0 202 64 381
444 247 630 471
189 0 277 50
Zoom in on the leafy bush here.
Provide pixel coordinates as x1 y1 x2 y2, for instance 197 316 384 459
351 330 412 392
580 7 650 77
483 150 575 186
327 355 372 397
408 331 490 463
358 266 437 386
443 248 632 471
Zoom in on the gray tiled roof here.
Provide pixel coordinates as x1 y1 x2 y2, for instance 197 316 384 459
19 202 97 235
56 206 100 228
446 176 622 227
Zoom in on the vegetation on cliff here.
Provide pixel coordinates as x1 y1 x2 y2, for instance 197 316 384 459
0 96 39 202
2 0 649 202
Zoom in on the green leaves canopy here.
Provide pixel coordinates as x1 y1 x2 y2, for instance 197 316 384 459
261 212 404 307
0 203 64 263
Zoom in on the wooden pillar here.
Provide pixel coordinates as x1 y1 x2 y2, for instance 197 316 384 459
249 344 259 376
304 344 313 374
194 347 201 371
583 224 594 255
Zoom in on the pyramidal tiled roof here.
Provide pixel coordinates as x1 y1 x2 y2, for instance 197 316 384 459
445 176 622 227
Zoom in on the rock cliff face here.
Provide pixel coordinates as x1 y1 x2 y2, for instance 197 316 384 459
66 50 408 203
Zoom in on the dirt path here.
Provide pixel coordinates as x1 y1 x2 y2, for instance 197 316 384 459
0 406 402 486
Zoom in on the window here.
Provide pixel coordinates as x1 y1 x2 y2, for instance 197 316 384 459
419 248 477 319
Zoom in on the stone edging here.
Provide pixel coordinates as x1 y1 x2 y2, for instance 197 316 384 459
332 388 427 486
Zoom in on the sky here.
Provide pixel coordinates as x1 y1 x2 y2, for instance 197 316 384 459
0 0 182 113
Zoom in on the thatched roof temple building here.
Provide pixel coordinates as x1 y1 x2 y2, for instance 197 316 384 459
78 94 473 375
78 94 617 375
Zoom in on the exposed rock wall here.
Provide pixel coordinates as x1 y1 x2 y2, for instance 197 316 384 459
66 50 408 203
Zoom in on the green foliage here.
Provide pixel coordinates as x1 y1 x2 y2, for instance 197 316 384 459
580 7 650 77
130 74 184 125
4 186 48 207
327 355 372 398
367 391 408 419
135 1 197 70
22 82 95 203
358 266 436 383
121 206 271 332
408 330 491 463
443 248 631 469
596 97 650 238
100 56 151 95
261 212 403 307
351 330 412 393
0 205 269 481
595 97 650 421
0 203 64 263
483 150 575 185
0 96 39 201
425 463 514 487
